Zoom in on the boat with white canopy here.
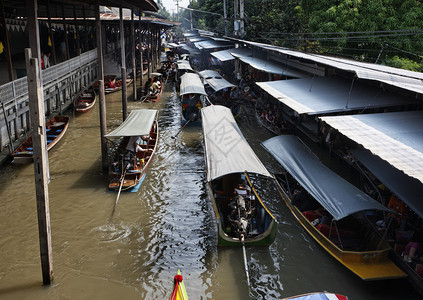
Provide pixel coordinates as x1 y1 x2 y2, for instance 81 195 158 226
180 73 207 126
202 105 277 246
105 109 158 192
262 135 407 280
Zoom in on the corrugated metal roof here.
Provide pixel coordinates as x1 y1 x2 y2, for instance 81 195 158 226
240 39 423 94
210 47 252 62
232 53 306 77
198 70 235 92
320 111 423 184
194 40 232 50
256 76 418 115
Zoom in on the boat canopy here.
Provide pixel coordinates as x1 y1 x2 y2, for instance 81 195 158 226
350 148 423 219
105 109 157 138
231 53 305 78
211 47 252 62
262 135 394 220
175 59 193 71
180 73 207 96
199 70 235 92
321 111 423 185
256 76 419 115
202 105 271 181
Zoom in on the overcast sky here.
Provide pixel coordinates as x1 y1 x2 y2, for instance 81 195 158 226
160 0 191 15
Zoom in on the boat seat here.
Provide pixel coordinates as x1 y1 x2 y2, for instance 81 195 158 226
317 223 355 239
303 211 320 222
394 243 406 256
27 147 33 151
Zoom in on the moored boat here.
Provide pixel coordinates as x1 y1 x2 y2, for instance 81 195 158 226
106 109 158 192
93 75 116 91
262 135 407 280
169 270 188 300
180 73 207 126
201 105 278 246
11 115 69 164
105 77 133 94
74 88 96 112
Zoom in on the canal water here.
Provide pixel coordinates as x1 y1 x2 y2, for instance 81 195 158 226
0 81 419 299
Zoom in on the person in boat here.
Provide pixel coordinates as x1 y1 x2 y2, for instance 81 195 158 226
107 78 115 89
292 188 323 215
144 78 152 94
149 78 160 95
403 228 423 262
227 195 250 238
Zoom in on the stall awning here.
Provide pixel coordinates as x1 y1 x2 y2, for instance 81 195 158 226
202 105 271 181
320 111 423 184
350 149 423 219
256 76 419 115
236 39 423 94
211 47 252 62
168 43 182 48
198 70 235 92
175 59 193 71
232 53 305 77
180 73 207 96
262 135 393 220
189 37 208 43
194 40 232 50
105 109 157 137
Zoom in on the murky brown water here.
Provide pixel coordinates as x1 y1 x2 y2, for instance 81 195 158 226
0 82 420 299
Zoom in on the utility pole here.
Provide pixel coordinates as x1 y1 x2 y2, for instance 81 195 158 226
240 0 245 38
175 0 179 21
233 0 239 37
223 0 228 36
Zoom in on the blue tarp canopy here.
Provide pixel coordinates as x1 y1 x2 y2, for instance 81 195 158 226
262 135 394 220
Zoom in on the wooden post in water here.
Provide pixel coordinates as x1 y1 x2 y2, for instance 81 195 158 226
95 3 108 173
120 7 127 121
131 10 137 100
26 0 53 285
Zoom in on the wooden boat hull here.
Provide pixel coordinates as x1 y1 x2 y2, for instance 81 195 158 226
207 174 278 247
273 175 406 281
108 120 158 192
105 78 133 94
93 75 116 91
74 89 96 112
12 116 70 164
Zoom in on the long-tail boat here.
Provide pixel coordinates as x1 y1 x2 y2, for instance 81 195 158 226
180 73 207 126
201 105 278 246
12 115 69 164
262 135 407 280
74 88 96 112
106 109 158 192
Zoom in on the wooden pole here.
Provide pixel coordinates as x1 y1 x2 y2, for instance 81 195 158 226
26 0 53 285
0 0 14 81
120 7 127 121
131 10 136 100
95 3 108 173
82 7 89 52
73 6 81 56
62 3 70 60
147 25 151 78
139 14 143 94
46 0 56 65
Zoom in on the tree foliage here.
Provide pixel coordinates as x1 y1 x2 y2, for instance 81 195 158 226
181 0 423 68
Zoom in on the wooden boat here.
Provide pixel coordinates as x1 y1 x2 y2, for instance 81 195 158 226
180 73 207 126
11 115 69 164
262 135 407 280
143 72 163 103
74 89 96 112
105 77 134 94
93 75 116 91
202 105 278 246
106 109 158 192
169 270 188 300
281 292 349 300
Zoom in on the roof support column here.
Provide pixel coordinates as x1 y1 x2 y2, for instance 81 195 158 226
61 3 70 61
131 10 136 100
95 2 108 173
73 6 81 56
1 0 14 81
138 14 143 95
120 7 127 121
26 0 53 286
46 0 57 65
147 25 151 78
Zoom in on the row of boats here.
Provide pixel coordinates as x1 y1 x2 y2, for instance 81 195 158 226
10 60 403 297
